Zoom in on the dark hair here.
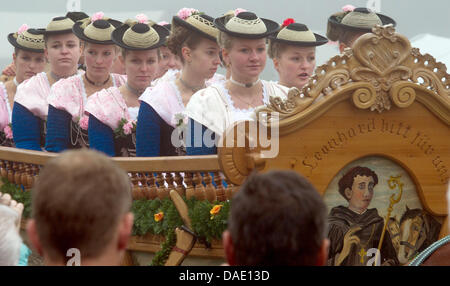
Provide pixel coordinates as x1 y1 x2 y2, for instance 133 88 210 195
228 170 328 265
32 149 132 262
339 30 365 47
166 21 203 64
14 47 21 56
338 166 378 200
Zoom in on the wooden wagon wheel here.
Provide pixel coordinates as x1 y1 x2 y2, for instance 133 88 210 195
217 120 267 186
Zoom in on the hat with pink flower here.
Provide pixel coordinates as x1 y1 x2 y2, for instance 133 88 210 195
7 24 45 53
269 18 328 47
112 14 170 50
172 8 218 41
72 11 122 44
327 6 396 41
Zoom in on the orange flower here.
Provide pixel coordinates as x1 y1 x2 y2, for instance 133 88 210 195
154 212 164 222
210 205 223 215
210 205 223 220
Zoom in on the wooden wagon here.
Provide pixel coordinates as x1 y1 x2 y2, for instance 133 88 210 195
1 25 448 266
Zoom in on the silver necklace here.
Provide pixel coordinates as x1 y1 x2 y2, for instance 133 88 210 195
178 75 205 93
125 82 144 96
50 71 77 82
229 76 260 88
50 71 63 82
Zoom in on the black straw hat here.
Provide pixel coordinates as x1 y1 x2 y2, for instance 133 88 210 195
65 11 89 23
327 7 396 41
42 16 76 35
172 12 218 42
8 26 45 53
270 20 328 47
72 12 122 45
112 18 170 50
214 11 279 39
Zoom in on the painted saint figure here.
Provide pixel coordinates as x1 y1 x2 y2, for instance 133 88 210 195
327 166 399 266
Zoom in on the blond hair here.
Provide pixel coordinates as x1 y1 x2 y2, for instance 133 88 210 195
267 39 289 59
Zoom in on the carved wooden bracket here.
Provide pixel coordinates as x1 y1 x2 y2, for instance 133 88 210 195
258 25 450 120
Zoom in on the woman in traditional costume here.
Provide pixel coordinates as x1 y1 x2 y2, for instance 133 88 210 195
268 19 327 90
45 12 125 153
135 8 222 157
327 6 396 53
12 16 82 151
184 10 286 155
1 25 46 146
85 15 169 157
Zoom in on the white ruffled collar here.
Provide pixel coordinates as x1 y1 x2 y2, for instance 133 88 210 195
80 73 118 106
0 82 12 122
218 80 269 113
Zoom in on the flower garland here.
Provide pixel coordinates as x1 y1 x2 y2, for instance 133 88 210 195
0 178 32 218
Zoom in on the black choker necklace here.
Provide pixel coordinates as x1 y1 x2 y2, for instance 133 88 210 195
125 83 144 96
85 73 110 87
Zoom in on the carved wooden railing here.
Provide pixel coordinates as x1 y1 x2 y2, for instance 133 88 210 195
0 146 241 263
0 147 239 202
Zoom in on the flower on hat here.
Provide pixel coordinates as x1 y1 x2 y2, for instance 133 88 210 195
136 14 149 24
234 8 247 16
79 115 89 130
91 11 104 22
17 24 29 35
342 4 356 12
282 18 295 27
158 21 170 26
177 7 199 20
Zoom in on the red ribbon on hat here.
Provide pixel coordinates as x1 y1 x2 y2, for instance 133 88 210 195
282 18 295 27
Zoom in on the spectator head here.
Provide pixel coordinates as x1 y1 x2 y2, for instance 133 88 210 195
27 149 133 266
223 170 329 266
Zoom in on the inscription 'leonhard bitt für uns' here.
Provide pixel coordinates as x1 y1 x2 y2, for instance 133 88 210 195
302 118 449 184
